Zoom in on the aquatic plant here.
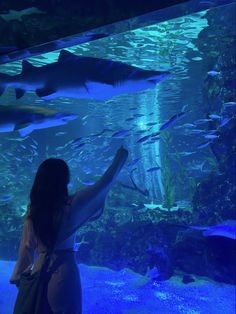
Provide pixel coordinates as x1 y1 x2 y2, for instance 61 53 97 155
159 131 176 210
204 156 219 173
161 156 175 210
173 152 198 202
174 153 187 186
161 131 173 147
188 177 198 201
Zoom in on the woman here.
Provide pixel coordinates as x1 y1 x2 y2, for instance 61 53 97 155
9 145 128 313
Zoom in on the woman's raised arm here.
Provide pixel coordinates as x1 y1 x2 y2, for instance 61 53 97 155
57 146 128 242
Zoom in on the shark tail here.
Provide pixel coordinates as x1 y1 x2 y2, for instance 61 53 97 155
0 73 10 96
18 125 34 137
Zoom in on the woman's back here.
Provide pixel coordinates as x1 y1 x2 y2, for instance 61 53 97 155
10 146 128 314
35 200 77 253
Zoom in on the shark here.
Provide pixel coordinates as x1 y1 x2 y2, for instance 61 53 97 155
144 202 160 210
0 105 78 137
0 50 170 101
0 7 46 22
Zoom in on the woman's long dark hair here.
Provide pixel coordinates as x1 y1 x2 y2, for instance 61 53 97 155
28 158 70 249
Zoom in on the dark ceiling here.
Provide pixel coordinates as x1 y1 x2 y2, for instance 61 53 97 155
0 1 188 58
0 0 233 64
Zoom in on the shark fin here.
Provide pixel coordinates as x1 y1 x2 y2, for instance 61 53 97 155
15 88 25 99
0 87 5 96
36 87 56 98
21 60 34 73
58 50 76 62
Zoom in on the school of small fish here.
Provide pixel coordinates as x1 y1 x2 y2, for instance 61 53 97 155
0 65 235 208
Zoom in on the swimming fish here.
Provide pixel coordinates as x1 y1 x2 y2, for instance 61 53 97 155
182 123 195 128
204 134 219 140
71 137 84 145
137 134 151 143
76 142 86 148
80 180 96 186
0 50 170 101
224 101 236 108
187 160 206 172
208 114 221 120
194 118 212 125
143 202 160 210
111 129 131 138
55 131 67 136
0 7 46 22
219 117 231 127
159 111 187 131
207 129 217 134
175 123 195 129
151 131 161 137
197 141 211 149
133 113 145 118
146 166 161 172
90 128 114 138
189 129 206 134
207 70 221 77
127 158 142 168
0 194 13 203
0 105 78 137
179 151 196 157
146 122 158 126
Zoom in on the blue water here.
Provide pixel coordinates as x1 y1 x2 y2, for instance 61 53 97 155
0 2 235 313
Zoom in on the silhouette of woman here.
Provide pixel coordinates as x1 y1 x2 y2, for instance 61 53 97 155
10 146 128 313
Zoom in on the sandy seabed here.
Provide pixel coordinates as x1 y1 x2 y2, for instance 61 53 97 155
1 260 235 314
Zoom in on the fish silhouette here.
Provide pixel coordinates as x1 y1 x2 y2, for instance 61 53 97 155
0 50 170 101
188 220 236 240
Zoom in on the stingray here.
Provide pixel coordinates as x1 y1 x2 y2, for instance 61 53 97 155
188 220 236 240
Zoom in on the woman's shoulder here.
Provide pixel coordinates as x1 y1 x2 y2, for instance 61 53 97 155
24 198 75 219
24 204 32 220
